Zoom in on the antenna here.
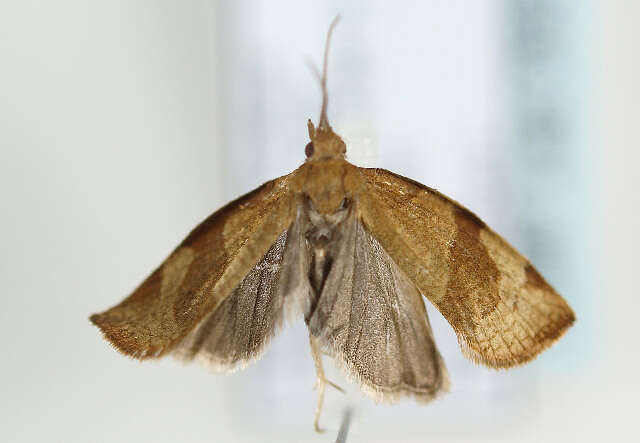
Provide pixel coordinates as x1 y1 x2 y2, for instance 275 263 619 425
318 15 341 130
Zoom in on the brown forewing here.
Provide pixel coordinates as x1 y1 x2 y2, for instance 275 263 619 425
90 175 296 359
357 168 575 368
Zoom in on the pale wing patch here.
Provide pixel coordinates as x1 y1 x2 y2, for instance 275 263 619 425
160 247 195 302
308 215 449 403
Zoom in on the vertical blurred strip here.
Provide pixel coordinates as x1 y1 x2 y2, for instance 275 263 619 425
598 0 640 425
505 0 595 368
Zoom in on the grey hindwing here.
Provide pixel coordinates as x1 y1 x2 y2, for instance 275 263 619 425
307 211 450 402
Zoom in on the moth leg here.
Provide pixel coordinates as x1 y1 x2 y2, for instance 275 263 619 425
309 331 344 433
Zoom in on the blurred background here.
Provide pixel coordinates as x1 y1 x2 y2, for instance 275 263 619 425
0 1 637 442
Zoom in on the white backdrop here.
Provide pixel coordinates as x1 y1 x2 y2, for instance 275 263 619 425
0 1 637 442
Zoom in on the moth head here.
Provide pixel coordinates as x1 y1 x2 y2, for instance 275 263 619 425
306 119 346 161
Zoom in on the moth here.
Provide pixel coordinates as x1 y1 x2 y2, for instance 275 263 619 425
91 18 575 432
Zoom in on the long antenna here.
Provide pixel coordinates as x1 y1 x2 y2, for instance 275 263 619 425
318 15 341 130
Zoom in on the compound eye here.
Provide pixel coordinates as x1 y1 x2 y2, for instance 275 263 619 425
305 142 315 158
338 197 350 210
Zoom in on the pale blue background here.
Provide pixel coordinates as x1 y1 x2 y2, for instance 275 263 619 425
0 1 636 442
